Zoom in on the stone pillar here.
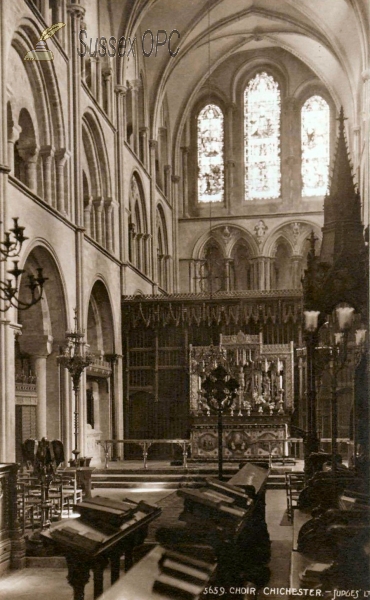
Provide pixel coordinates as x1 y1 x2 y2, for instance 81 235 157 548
149 139 158 286
96 57 102 104
139 126 148 166
105 198 114 253
265 257 271 291
291 255 302 288
68 2 86 454
181 146 190 217
171 174 180 291
55 148 68 213
40 0 49 21
130 79 141 155
227 159 235 211
114 85 127 263
143 233 151 275
164 164 171 200
89 56 98 98
7 125 21 176
102 68 113 118
40 146 54 205
93 197 104 246
18 145 39 192
34 356 47 439
19 334 53 440
283 97 299 201
224 258 233 291
83 195 93 236
250 258 258 290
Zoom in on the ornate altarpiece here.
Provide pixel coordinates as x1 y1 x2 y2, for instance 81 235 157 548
189 331 294 461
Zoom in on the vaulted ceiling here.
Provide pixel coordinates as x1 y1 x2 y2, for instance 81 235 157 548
112 0 368 145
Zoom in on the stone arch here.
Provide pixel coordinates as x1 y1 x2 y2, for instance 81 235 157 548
129 172 149 275
82 111 113 250
271 237 293 290
86 279 115 463
11 21 65 148
16 244 68 458
231 238 253 291
156 204 169 290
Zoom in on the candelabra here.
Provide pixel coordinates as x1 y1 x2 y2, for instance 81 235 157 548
0 218 47 311
57 310 93 464
304 305 367 480
198 363 239 480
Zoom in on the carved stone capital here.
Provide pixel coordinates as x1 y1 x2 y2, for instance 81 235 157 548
67 4 86 19
149 139 158 150
114 84 128 96
171 174 180 184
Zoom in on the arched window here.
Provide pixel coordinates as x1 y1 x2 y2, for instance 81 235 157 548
301 95 330 196
156 207 169 291
129 175 148 275
197 104 224 203
244 72 281 200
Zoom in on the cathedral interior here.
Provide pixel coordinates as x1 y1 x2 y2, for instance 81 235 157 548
0 0 369 598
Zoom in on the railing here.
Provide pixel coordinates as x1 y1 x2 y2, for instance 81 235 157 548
97 439 192 469
97 437 352 470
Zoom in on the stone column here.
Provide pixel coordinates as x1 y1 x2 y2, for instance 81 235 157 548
224 258 233 291
149 139 158 286
130 79 141 155
55 148 69 213
93 197 104 246
88 56 97 97
40 0 49 21
96 57 103 104
171 174 180 291
83 195 93 236
34 356 48 439
283 97 299 201
18 145 39 192
227 159 235 211
19 334 53 440
291 255 302 288
105 198 114 253
164 164 171 200
181 146 190 217
40 146 54 205
7 125 21 176
68 3 87 455
361 69 370 226
265 257 271 291
139 126 148 166
102 68 113 118
114 85 127 262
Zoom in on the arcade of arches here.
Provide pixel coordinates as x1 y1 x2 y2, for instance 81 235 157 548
0 0 368 473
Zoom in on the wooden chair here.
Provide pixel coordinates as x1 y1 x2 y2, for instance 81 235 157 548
16 481 42 533
285 472 305 522
56 470 83 505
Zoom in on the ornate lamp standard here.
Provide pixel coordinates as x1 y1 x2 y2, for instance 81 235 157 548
57 310 93 464
303 305 367 481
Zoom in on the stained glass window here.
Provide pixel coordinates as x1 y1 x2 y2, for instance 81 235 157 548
244 72 281 200
197 104 224 202
301 96 330 196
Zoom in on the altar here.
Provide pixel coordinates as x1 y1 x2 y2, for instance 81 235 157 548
189 331 294 461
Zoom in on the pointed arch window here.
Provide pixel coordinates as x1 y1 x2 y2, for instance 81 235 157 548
244 72 281 200
301 95 330 196
197 104 224 203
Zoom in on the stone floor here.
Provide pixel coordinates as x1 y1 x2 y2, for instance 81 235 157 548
0 490 292 600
